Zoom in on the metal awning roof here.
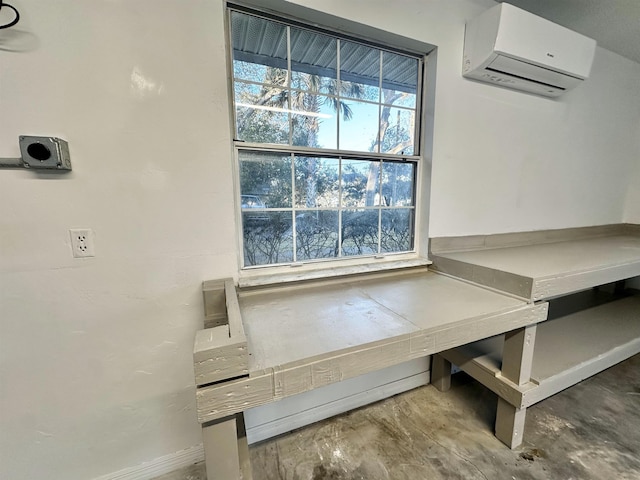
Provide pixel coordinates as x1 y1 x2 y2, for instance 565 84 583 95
231 11 418 93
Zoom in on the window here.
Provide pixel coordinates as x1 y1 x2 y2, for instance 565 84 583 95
229 6 424 268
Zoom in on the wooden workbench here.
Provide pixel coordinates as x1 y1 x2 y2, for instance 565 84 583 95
194 268 547 479
430 224 640 448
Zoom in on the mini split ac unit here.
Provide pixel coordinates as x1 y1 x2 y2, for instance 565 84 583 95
462 3 597 97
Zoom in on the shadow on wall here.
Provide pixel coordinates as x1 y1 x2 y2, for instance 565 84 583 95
0 28 38 51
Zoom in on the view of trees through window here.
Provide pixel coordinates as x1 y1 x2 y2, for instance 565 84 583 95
230 9 422 267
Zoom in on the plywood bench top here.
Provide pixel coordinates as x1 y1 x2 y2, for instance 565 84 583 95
431 227 640 301
239 270 540 374
195 269 547 423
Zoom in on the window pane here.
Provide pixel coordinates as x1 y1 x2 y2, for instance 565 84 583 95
295 156 340 208
243 211 293 266
380 209 414 253
380 107 415 155
235 83 290 144
236 106 289 144
296 210 339 261
233 61 288 87
341 209 379 256
234 81 261 99
382 52 418 108
342 159 380 207
340 41 380 102
339 100 379 152
239 151 292 208
382 162 415 206
292 95 337 149
290 27 337 93
231 12 288 86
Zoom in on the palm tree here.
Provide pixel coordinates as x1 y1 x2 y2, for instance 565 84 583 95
238 69 362 207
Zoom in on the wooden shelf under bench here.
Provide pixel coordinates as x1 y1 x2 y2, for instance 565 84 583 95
441 292 640 410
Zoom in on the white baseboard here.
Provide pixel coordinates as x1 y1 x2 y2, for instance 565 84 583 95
91 444 204 480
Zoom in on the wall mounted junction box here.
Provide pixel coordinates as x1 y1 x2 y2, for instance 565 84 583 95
0 136 72 171
20 136 72 170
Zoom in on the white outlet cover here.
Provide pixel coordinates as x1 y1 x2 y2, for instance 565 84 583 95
69 228 95 258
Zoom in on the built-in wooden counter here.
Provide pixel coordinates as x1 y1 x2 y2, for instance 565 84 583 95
430 224 640 301
431 224 640 449
194 268 547 479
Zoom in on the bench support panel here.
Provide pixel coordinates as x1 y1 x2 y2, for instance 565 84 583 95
203 413 253 480
431 354 452 392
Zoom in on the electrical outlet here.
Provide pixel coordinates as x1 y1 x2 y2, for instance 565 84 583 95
70 229 95 258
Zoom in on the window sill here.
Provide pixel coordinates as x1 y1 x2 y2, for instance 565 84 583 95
238 256 432 288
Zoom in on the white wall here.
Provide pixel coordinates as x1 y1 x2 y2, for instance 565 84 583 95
0 1 236 479
430 44 640 235
1 1 639 479
623 125 640 223
286 0 640 237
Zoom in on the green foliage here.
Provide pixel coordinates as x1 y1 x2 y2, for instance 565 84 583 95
380 209 413 252
243 213 293 266
341 163 368 204
237 109 289 145
294 157 339 208
239 154 291 208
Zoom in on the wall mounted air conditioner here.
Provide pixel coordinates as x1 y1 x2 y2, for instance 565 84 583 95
462 3 597 97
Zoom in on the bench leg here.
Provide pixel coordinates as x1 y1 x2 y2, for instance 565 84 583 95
431 354 452 392
237 413 253 479
495 324 537 448
203 413 253 480
495 398 526 449
502 325 537 385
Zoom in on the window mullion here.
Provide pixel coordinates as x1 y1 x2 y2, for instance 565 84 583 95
377 49 383 154
290 152 297 262
235 142 421 162
286 26 297 263
287 25 293 147
338 156 343 258
377 51 384 254
336 38 341 151
414 57 424 156
377 160 383 255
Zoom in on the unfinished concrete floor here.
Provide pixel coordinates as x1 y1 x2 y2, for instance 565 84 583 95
156 354 640 480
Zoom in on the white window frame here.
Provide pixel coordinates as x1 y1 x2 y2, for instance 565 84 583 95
225 3 435 285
